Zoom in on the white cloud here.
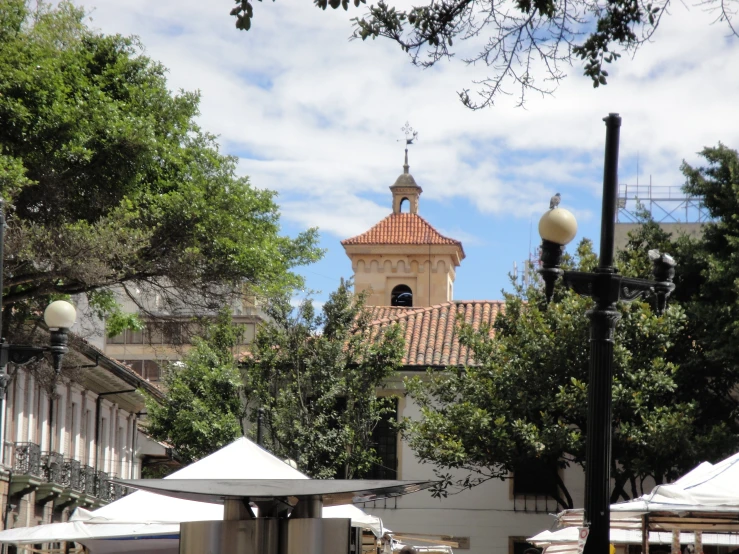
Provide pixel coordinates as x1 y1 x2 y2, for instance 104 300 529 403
279 194 390 238
72 0 739 240
435 226 486 246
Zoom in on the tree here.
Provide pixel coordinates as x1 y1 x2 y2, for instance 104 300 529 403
0 1 322 338
673 144 739 440
144 309 246 465
402 231 739 508
231 0 737 108
241 280 405 479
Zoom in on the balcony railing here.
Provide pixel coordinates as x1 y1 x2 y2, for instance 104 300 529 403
62 458 81 490
96 471 111 502
41 451 64 483
79 464 97 496
109 481 126 501
14 442 42 477
12 442 126 502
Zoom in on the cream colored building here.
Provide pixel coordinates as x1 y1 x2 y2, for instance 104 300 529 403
76 287 267 384
342 156 587 554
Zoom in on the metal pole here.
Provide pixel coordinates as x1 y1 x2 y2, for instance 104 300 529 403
582 114 622 554
583 306 619 554
599 114 621 270
540 114 674 554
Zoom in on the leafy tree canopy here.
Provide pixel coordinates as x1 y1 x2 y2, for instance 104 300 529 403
242 279 404 479
401 168 739 506
144 308 246 465
674 144 739 425
0 1 322 336
231 0 737 108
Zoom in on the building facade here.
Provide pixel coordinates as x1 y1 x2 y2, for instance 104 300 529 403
343 156 587 554
77 286 267 384
0 335 165 533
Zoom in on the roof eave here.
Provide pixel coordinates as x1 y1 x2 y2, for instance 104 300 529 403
72 336 165 402
343 243 464 261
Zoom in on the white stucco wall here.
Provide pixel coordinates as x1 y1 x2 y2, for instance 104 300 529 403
364 393 586 554
3 366 144 479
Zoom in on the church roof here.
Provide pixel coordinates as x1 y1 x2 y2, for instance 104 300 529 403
341 213 464 254
367 300 504 367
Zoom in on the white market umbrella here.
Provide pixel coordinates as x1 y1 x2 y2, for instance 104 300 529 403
0 437 385 552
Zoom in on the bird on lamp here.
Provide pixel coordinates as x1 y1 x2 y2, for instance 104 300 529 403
648 249 676 266
549 193 561 209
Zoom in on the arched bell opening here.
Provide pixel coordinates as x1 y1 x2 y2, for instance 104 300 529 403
391 284 413 307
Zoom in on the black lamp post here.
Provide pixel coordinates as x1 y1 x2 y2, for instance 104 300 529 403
537 114 676 554
0 197 77 462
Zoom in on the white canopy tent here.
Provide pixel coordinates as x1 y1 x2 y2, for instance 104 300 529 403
528 452 739 554
609 452 739 520
0 438 384 552
529 527 739 554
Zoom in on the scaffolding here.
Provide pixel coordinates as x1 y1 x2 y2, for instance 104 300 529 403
617 181 711 223
512 250 542 289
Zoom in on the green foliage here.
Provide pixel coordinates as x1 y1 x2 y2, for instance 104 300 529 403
0 1 322 337
404 146 739 505
145 309 246 464
229 0 711 108
671 144 739 451
242 280 404 478
88 290 143 337
403 232 738 506
141 463 177 479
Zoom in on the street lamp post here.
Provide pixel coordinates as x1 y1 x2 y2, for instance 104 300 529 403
537 114 676 554
0 197 77 464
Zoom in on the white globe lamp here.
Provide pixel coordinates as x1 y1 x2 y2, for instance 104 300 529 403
538 207 578 246
44 300 77 329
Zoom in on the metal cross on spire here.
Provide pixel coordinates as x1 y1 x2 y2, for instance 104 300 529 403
400 122 418 174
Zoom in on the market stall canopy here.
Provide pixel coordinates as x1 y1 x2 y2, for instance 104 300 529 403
114 478 434 506
0 437 387 550
0 520 178 543
609 451 739 530
529 526 739 554
542 450 739 545
86 437 385 534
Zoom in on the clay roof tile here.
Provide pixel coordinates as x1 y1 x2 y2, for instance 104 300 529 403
367 300 504 368
341 213 465 257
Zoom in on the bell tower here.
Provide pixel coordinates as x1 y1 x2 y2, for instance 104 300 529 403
341 150 465 308
391 150 422 215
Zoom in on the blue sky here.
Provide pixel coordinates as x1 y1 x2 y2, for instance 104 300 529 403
77 0 739 304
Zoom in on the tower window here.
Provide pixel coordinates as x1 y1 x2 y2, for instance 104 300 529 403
391 285 413 307
399 197 409 212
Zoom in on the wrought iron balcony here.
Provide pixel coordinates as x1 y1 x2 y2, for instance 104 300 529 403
62 458 81 490
108 480 126 501
96 471 110 502
12 443 125 502
41 451 64 484
13 442 42 477
79 464 97 496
